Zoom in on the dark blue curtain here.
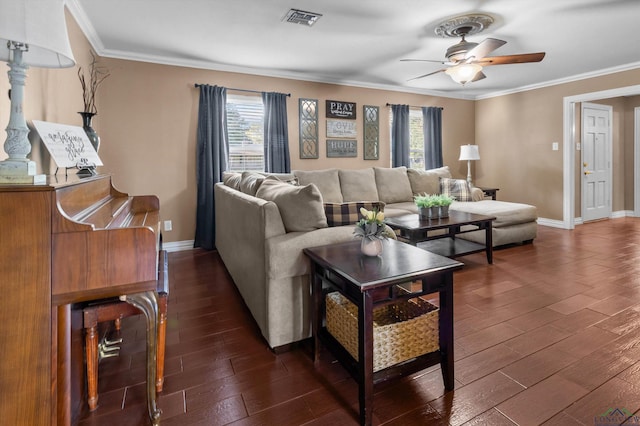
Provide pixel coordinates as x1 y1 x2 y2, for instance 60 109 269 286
422 106 443 169
262 92 290 173
391 104 410 167
194 85 228 250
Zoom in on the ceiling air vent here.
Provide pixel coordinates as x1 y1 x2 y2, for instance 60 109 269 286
283 8 322 26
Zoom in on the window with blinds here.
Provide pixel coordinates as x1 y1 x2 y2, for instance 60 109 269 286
226 94 264 172
389 108 425 169
409 108 425 169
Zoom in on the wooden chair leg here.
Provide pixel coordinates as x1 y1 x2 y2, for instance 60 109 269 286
85 325 99 411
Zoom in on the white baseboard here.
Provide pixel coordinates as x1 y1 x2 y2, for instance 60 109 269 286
163 240 195 252
612 210 634 219
536 217 566 228
539 210 637 230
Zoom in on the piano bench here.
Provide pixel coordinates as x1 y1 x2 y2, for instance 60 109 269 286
82 291 168 412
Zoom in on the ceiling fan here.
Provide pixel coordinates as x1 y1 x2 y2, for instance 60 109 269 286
403 14 546 85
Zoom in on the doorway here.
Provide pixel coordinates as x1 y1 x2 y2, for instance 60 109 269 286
581 103 612 222
562 84 640 229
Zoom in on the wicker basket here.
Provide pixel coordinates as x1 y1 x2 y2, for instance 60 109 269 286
325 291 439 372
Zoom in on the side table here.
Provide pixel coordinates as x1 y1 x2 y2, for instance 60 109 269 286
477 186 499 200
304 240 462 425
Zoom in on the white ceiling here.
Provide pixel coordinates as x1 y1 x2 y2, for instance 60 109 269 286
67 0 640 100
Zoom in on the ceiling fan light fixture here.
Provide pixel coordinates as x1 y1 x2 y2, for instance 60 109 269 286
445 63 482 85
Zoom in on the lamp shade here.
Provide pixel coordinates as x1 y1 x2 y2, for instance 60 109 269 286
459 144 480 161
0 0 75 68
445 63 482 85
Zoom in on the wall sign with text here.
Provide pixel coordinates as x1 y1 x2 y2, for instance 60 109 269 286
326 139 357 157
326 100 356 119
326 119 357 138
32 120 103 168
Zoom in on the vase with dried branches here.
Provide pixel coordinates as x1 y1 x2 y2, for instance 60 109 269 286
77 51 109 152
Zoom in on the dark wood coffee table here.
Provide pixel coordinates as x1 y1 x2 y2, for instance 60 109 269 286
304 240 462 426
385 211 496 264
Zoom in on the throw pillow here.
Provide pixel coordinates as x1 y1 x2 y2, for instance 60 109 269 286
440 177 473 202
339 169 379 202
373 167 413 203
239 171 265 196
323 201 386 227
426 165 452 178
222 172 242 190
293 168 343 203
407 169 439 195
256 177 328 232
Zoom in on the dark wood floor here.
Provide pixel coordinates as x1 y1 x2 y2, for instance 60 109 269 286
78 219 640 426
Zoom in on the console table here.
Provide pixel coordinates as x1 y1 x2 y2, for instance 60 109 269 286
304 240 462 425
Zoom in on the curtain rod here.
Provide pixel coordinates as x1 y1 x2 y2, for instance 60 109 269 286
194 84 290 97
385 103 443 110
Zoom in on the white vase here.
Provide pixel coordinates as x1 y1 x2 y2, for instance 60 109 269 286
361 238 384 256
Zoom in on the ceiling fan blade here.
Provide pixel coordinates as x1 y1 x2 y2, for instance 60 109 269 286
400 58 446 64
475 52 546 66
464 38 506 61
407 68 446 81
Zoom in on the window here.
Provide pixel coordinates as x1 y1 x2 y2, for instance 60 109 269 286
408 109 425 169
226 94 264 172
390 108 425 169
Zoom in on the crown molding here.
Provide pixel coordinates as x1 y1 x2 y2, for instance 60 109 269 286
477 61 640 100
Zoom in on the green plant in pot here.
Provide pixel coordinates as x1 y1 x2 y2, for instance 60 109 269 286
434 194 454 218
414 193 438 220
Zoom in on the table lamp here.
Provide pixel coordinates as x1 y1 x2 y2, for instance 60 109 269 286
0 0 76 184
459 144 480 186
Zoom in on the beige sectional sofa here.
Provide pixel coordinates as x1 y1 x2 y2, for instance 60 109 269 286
215 166 537 349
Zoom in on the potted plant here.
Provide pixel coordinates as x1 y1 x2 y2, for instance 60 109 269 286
414 193 438 220
435 194 454 218
353 207 392 256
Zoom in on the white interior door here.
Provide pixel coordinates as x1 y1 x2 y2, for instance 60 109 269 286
581 103 612 222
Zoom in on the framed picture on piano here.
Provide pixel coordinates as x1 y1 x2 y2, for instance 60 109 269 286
32 120 103 174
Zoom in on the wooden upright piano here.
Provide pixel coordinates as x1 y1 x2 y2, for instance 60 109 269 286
0 174 164 425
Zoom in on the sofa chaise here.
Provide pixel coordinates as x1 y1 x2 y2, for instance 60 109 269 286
214 166 537 349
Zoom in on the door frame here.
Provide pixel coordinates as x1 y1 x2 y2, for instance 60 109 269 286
581 102 612 222
563 84 640 229
635 107 640 217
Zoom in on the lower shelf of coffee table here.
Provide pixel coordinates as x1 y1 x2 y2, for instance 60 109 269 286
416 238 486 258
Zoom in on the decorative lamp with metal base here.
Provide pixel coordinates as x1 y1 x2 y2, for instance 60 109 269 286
0 0 76 184
459 144 480 186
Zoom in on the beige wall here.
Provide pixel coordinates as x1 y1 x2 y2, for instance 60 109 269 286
94 61 474 242
3 12 640 241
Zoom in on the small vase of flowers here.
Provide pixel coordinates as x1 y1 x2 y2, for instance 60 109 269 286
353 207 392 256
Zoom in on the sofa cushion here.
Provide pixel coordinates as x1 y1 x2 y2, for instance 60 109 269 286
239 171 265 196
407 166 452 195
440 177 473 202
223 172 242 191
339 168 379 202
323 201 386 227
374 167 413 204
450 200 538 228
256 177 328 232
293 168 343 203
